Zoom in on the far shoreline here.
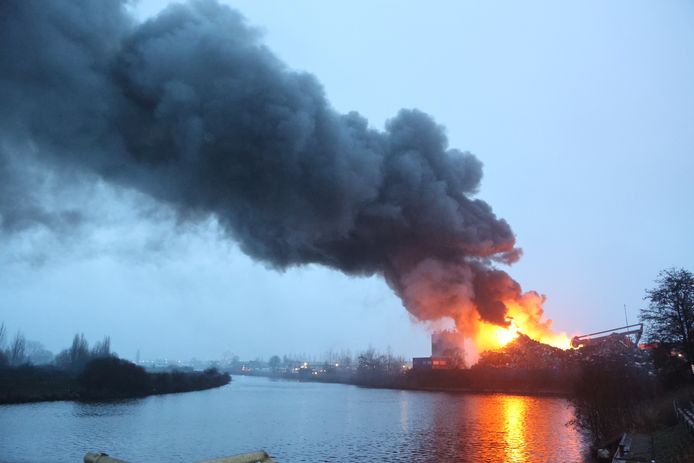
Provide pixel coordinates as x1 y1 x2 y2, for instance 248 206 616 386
0 360 231 405
0 382 233 406
236 370 575 398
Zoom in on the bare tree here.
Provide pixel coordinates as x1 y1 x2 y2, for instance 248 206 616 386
9 331 26 366
70 333 89 364
25 341 54 365
55 333 91 370
91 336 111 358
0 323 8 367
641 268 694 369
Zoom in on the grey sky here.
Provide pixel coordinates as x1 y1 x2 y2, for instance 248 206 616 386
1 0 693 361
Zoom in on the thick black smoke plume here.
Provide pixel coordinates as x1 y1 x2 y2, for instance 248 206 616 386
0 0 526 328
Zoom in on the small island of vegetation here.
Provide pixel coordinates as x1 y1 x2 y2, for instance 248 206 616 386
0 332 230 404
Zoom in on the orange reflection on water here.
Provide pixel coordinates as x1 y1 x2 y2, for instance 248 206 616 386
502 396 527 463
423 392 585 462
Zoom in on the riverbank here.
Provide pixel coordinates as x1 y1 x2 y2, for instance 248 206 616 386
0 359 231 404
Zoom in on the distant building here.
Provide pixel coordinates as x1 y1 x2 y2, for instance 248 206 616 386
413 330 466 370
412 356 454 370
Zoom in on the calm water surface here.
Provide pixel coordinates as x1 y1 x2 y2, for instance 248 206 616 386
0 376 588 462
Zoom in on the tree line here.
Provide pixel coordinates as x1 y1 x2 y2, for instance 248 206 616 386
0 330 231 403
0 327 113 371
571 267 694 450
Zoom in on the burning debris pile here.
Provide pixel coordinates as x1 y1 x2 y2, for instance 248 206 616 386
576 333 649 367
476 334 572 370
475 330 649 371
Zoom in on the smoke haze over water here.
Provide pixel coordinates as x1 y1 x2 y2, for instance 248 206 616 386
1 0 539 332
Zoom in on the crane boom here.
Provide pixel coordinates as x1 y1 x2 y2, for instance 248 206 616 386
570 323 643 348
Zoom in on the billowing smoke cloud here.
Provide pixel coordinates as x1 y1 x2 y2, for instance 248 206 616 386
0 0 531 330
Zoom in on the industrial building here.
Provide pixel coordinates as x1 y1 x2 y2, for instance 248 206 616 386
412 330 466 370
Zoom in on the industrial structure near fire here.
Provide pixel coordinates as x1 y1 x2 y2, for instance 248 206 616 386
412 331 466 370
413 323 646 371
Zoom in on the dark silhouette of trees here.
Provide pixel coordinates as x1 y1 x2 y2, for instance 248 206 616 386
78 357 150 398
0 323 8 367
78 358 231 399
648 341 691 389
55 333 107 371
9 331 26 366
0 325 52 367
0 330 230 403
641 268 694 372
56 334 89 370
150 367 230 395
357 348 380 376
339 353 353 369
356 348 405 385
571 356 657 445
25 341 54 365
91 336 111 358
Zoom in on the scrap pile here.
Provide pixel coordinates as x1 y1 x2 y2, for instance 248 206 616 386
578 333 637 360
477 332 649 370
477 334 572 369
577 333 651 368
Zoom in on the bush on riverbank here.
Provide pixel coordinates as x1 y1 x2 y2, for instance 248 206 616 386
150 367 231 394
0 359 231 404
78 357 152 398
0 365 77 403
568 338 694 449
570 356 659 445
79 358 231 399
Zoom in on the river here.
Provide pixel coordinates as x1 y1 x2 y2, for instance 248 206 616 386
0 375 588 462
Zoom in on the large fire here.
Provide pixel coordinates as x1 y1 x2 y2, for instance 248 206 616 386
464 292 572 359
474 317 571 353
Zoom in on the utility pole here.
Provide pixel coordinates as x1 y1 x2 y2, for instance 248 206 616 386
623 304 629 326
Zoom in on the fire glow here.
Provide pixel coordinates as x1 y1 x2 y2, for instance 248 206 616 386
472 299 572 354
448 291 573 363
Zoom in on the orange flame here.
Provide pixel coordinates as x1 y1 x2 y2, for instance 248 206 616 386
473 301 570 351
474 318 520 352
460 291 572 362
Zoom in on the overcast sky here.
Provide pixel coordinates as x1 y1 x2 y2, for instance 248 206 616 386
1 0 693 362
